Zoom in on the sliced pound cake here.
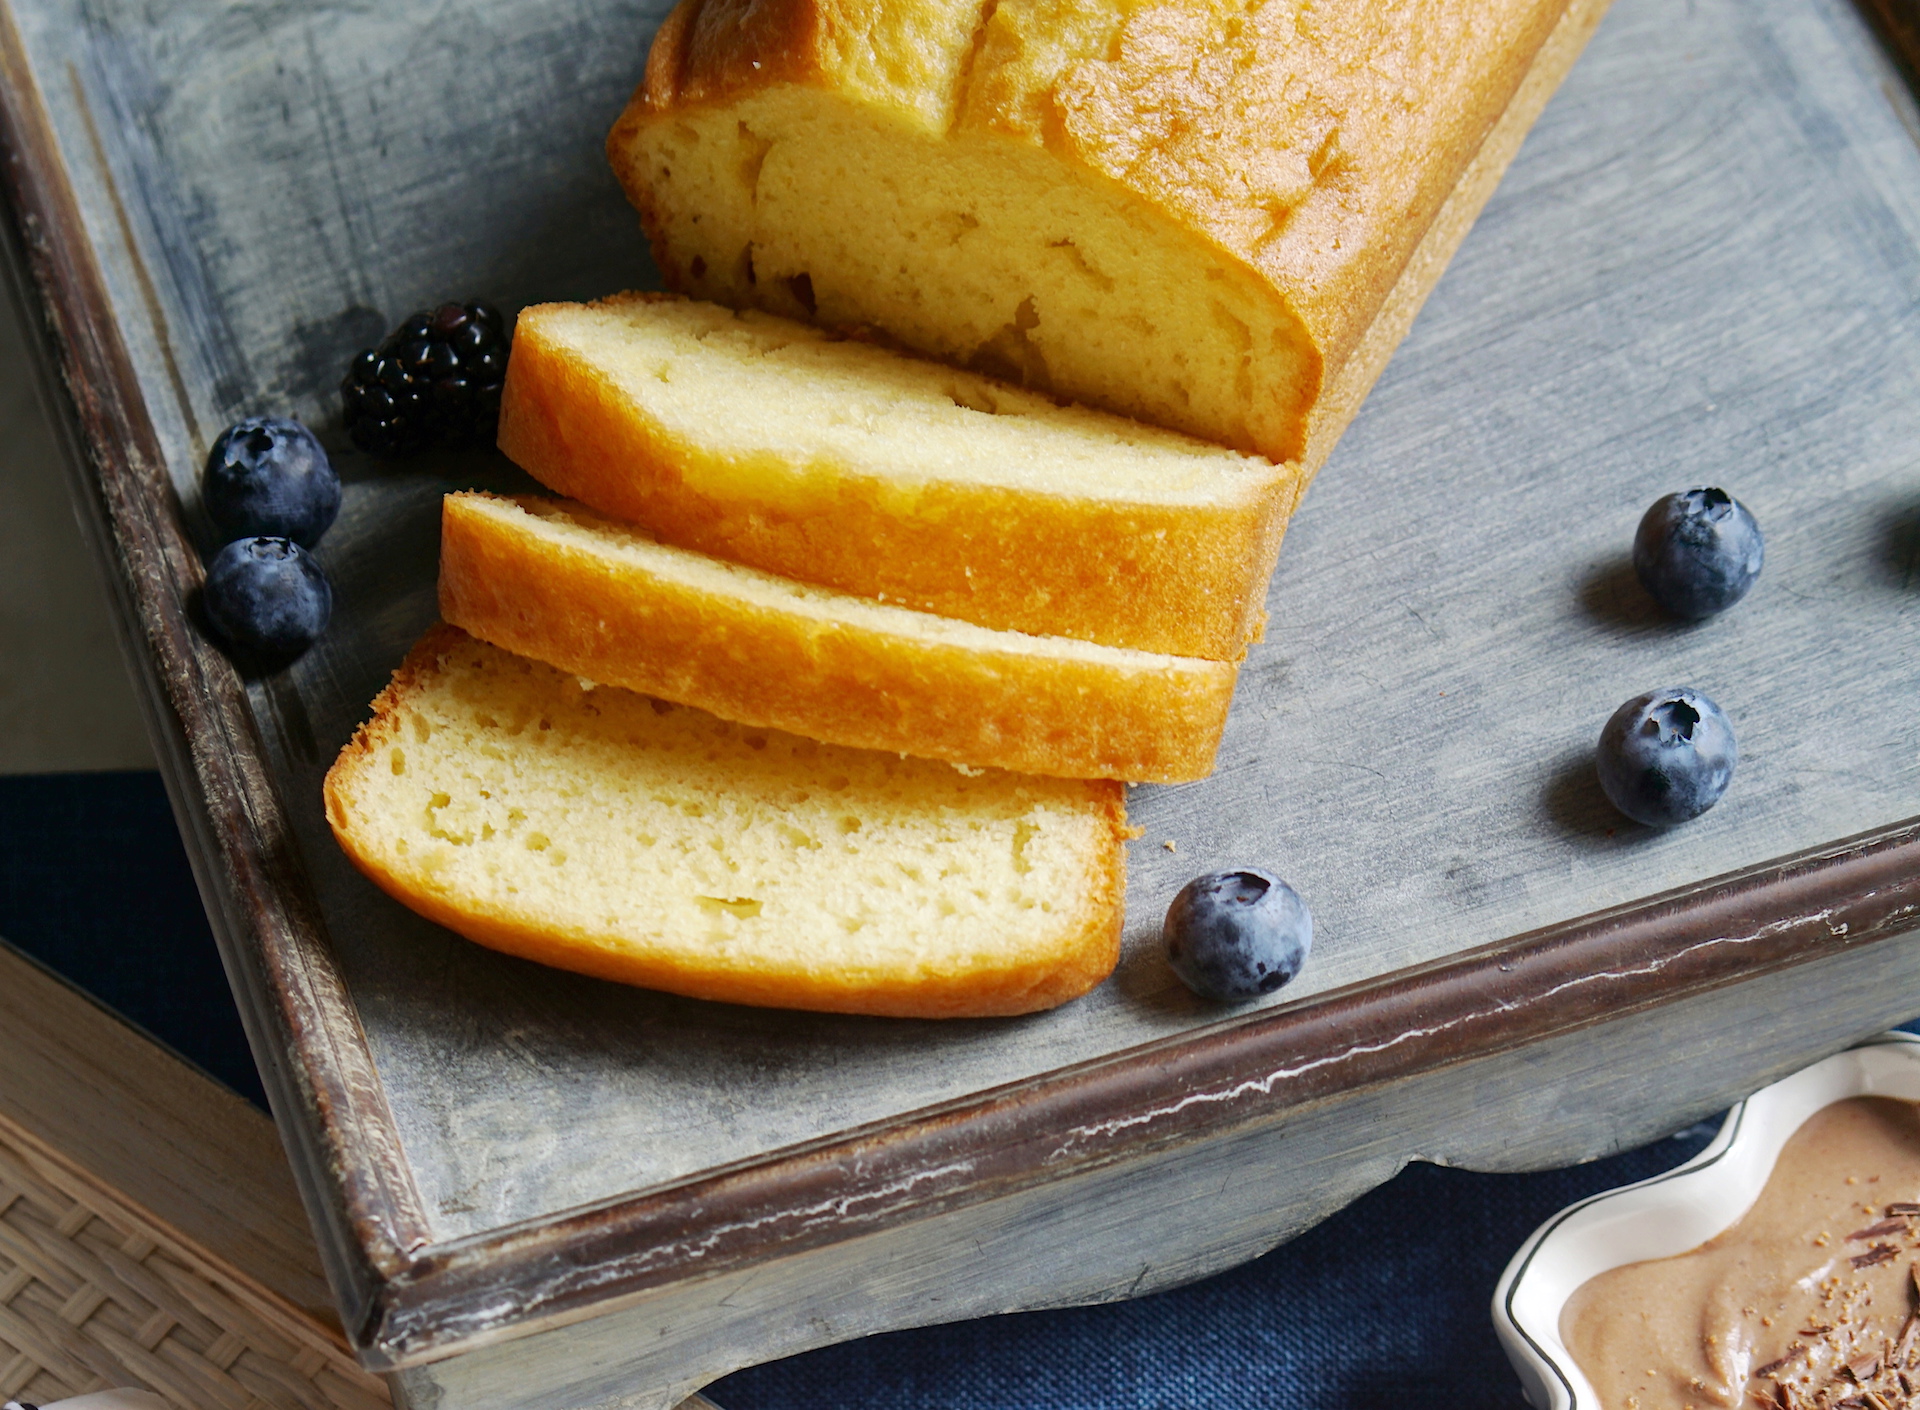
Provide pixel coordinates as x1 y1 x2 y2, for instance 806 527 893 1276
324 626 1130 1017
498 293 1297 660
439 492 1237 783
611 0 1606 469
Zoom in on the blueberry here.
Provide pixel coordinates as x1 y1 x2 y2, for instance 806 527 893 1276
1632 488 1764 619
1163 869 1312 1002
202 537 332 661
202 417 340 548
1595 687 1737 827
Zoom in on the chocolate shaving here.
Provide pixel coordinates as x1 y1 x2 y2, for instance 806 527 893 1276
1758 1346 1809 1379
1850 1220 1908 1241
1804 1324 1837 1336
1899 1314 1920 1365
1853 1244 1899 1269
1849 1354 1882 1381
1835 1397 1868 1410
1885 1203 1920 1216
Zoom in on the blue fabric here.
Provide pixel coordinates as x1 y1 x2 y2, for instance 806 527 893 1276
0 770 267 1108
2 771 1903 1407
708 1132 1720 1409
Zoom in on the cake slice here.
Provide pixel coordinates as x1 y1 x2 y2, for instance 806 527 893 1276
610 0 1606 471
497 293 1298 660
438 492 1236 784
324 627 1129 1017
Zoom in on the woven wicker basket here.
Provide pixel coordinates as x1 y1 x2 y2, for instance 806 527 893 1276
0 1108 388 1410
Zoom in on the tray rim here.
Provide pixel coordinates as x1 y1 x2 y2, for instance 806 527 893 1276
4 0 1919 1373
0 0 429 1358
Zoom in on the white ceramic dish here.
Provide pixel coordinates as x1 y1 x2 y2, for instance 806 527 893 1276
1494 1031 1920 1409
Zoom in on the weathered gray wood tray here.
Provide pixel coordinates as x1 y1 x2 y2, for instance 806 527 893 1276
5 0 1920 1403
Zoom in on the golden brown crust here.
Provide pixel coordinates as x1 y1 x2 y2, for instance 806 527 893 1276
323 626 1126 1018
1294 0 1614 480
333 819 1124 1019
496 293 1297 660
436 492 1235 783
636 0 829 111
616 0 1593 466
632 0 982 124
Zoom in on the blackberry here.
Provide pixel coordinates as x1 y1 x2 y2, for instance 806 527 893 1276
341 301 508 456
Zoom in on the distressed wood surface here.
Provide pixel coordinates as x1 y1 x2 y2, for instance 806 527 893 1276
387 929 1920 1410
1859 0 1920 85
361 817 1920 1368
3 0 1920 1393
0 2 433 1358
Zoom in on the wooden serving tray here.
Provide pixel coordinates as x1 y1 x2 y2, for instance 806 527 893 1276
5 0 1920 1403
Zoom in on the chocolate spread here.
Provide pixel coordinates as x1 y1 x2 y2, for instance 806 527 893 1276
1562 1098 1920 1410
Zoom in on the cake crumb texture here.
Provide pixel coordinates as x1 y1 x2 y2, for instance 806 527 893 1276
437 491 1238 783
324 626 1128 1017
497 293 1297 659
614 0 1575 467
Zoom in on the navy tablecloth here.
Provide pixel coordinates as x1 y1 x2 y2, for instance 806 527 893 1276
0 770 1810 1408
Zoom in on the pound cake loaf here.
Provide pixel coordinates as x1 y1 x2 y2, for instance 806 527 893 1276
439 491 1236 783
325 627 1128 1017
498 293 1298 659
611 0 1608 470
